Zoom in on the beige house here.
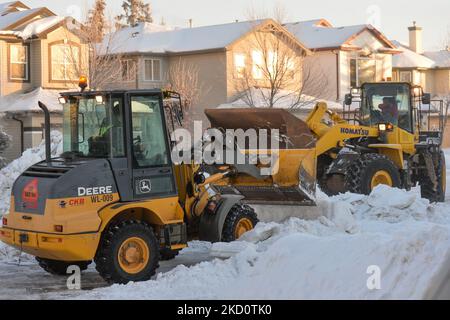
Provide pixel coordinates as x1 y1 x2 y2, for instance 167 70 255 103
392 23 450 98
0 1 88 163
284 19 400 102
103 19 310 122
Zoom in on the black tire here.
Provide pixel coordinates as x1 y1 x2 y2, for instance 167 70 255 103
420 151 446 203
94 220 159 284
160 248 179 261
345 153 401 195
222 204 258 242
36 257 90 276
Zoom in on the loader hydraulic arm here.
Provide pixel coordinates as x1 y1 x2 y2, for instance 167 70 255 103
306 102 347 138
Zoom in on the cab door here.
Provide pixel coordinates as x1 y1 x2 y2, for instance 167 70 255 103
128 93 177 200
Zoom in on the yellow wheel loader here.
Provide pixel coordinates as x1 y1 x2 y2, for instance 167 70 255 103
0 82 317 284
308 82 447 202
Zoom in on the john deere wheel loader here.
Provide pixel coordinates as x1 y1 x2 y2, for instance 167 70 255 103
308 82 447 202
0 79 317 284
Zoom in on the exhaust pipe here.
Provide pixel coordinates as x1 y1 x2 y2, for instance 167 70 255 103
38 101 51 164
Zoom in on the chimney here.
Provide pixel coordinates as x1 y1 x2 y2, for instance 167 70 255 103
408 21 423 53
188 19 193 28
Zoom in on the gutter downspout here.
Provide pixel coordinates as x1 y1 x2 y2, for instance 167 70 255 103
335 50 341 101
11 115 24 154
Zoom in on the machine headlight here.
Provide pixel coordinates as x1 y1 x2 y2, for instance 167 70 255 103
351 88 361 96
378 123 394 132
95 95 105 104
58 97 67 104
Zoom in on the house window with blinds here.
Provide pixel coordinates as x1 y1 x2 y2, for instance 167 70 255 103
9 44 29 81
399 71 413 83
234 54 246 78
252 50 264 79
122 59 137 81
350 58 377 88
50 43 80 81
144 59 161 81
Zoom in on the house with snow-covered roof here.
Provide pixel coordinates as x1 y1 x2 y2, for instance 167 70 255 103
284 19 400 102
0 1 88 163
101 19 311 122
392 23 450 98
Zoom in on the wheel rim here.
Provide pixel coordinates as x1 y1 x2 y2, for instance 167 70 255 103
234 218 253 239
370 170 393 189
118 237 150 274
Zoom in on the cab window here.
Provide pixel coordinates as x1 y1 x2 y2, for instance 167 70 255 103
361 83 412 132
131 95 169 167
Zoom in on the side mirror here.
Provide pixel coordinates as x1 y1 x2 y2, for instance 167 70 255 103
422 93 431 105
344 94 353 106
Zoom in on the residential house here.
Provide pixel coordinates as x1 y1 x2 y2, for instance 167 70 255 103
0 1 88 163
392 23 450 98
284 19 400 102
392 23 450 147
102 19 310 122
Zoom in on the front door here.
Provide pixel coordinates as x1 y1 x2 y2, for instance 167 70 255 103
128 93 177 200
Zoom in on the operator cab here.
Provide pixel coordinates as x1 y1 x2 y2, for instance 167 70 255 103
58 90 179 202
358 83 413 132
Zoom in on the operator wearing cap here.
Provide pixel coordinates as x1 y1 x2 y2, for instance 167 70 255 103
378 97 399 124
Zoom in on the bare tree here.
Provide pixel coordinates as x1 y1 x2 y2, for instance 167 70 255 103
232 21 329 110
86 0 107 43
63 13 126 90
167 59 204 125
232 7 329 109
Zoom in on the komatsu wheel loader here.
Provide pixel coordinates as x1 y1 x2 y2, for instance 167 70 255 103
308 82 447 202
0 79 317 284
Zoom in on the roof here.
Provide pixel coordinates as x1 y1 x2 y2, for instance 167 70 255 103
284 19 397 51
0 2 64 40
423 51 450 68
0 1 29 15
218 87 342 110
102 19 310 55
0 87 62 113
0 7 43 29
392 41 436 69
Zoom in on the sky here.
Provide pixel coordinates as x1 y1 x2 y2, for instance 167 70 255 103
24 0 450 51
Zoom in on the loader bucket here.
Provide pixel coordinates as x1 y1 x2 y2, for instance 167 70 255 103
205 108 316 149
204 108 317 206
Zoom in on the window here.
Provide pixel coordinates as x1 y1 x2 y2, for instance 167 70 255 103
50 43 79 81
360 83 412 132
399 71 412 83
122 59 136 81
10 44 29 81
131 96 169 167
252 50 264 79
62 95 125 158
144 59 161 81
234 54 246 78
350 58 377 87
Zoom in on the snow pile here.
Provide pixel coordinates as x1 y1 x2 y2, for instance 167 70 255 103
18 16 66 40
0 131 62 217
77 184 450 300
0 87 61 113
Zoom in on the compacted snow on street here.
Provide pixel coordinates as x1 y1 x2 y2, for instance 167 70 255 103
1 140 450 299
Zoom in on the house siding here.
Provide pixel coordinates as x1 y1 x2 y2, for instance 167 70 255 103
226 32 305 104
0 25 87 164
169 51 227 122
